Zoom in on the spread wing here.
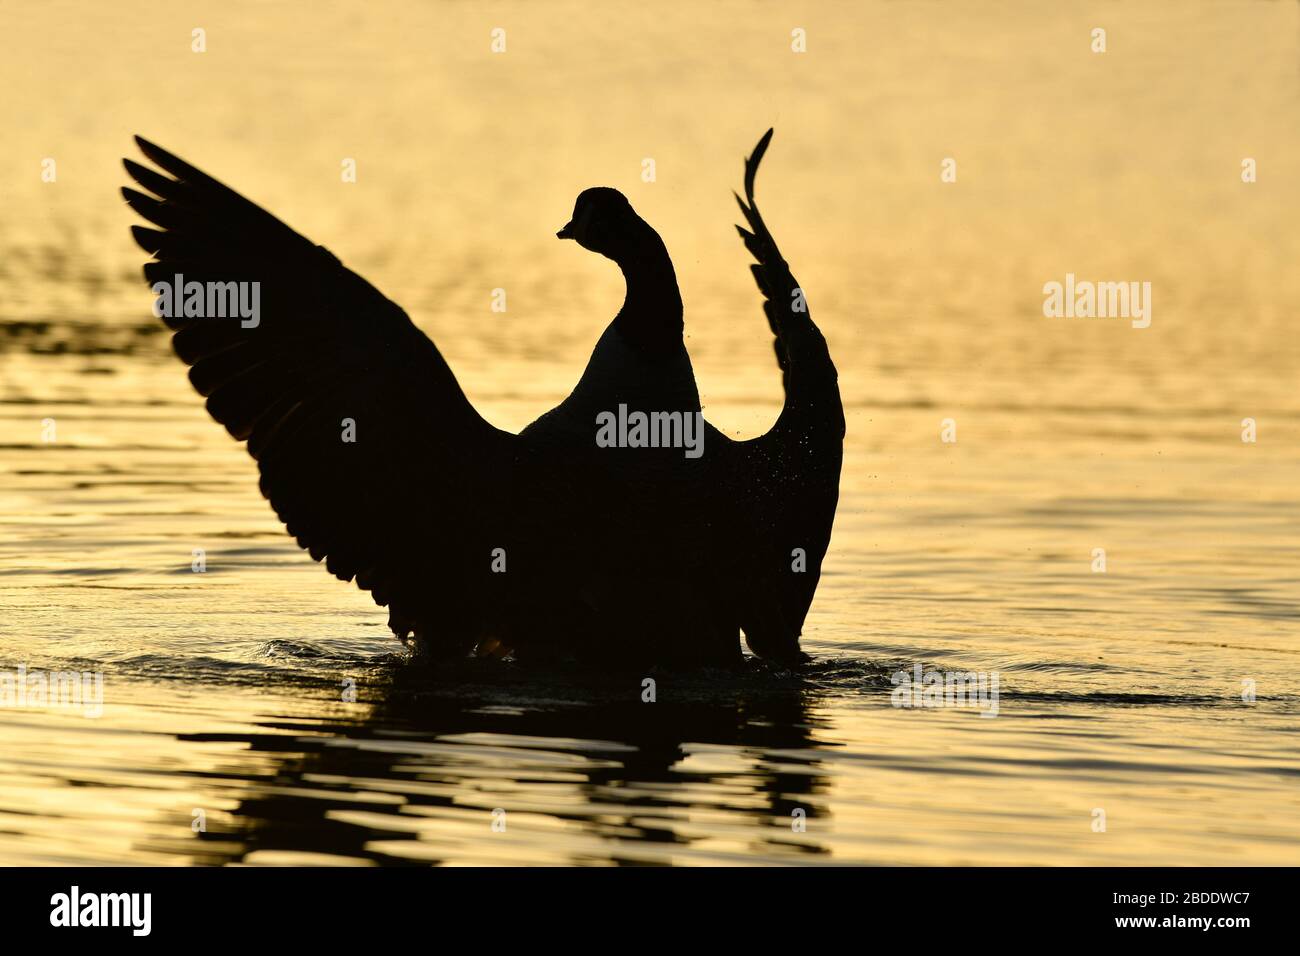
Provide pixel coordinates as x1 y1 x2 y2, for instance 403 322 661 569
715 130 845 658
122 136 516 651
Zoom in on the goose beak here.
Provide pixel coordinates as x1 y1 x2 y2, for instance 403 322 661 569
556 221 576 240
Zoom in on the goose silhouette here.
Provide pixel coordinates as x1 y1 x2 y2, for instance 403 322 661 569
122 130 843 670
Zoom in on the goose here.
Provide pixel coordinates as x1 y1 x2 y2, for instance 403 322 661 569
122 130 843 670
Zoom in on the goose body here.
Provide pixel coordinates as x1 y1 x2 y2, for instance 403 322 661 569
524 323 700 447
122 130 843 669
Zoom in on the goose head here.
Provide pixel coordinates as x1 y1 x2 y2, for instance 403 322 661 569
557 187 648 263
557 186 683 355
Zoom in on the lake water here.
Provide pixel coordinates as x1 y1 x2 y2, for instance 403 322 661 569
1 0 1298 865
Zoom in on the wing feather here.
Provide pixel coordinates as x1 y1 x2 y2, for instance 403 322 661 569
124 136 516 650
715 131 845 657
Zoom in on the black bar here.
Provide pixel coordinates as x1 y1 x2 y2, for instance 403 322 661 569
0 866 1286 941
